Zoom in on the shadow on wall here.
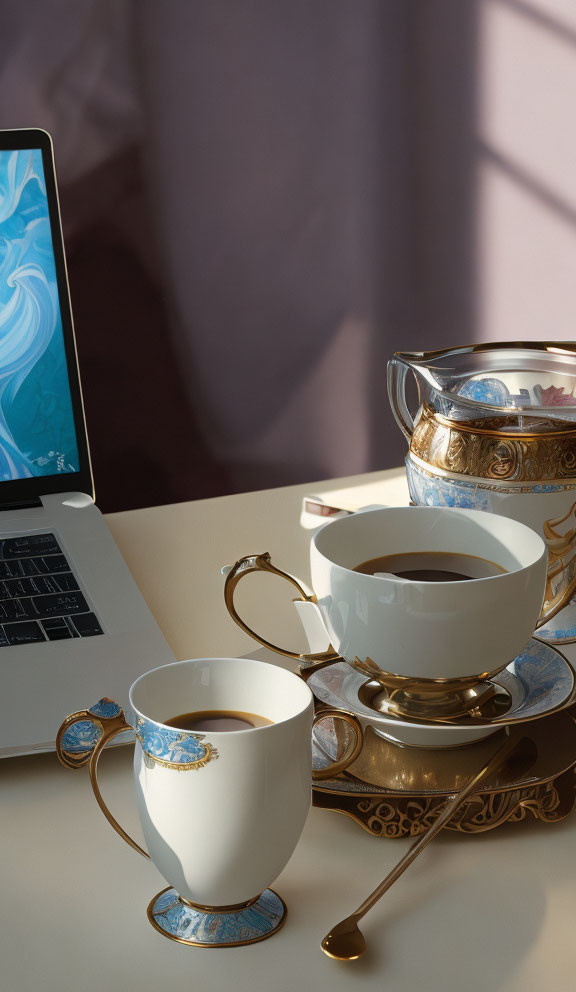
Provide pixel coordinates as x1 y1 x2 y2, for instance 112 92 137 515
476 0 576 340
369 0 480 472
75 1 480 509
9 0 576 511
67 218 231 513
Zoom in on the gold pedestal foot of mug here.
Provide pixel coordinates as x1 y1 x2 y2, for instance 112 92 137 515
146 886 287 947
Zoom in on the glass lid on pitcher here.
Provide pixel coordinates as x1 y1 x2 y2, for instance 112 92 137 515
389 342 576 434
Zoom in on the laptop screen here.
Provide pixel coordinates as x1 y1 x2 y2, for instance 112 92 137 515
0 130 92 502
0 148 80 481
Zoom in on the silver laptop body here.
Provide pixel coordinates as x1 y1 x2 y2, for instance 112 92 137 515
0 129 175 757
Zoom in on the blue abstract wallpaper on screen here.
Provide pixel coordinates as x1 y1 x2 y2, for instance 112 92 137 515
0 149 79 481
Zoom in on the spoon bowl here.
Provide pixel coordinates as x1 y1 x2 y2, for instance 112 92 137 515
321 918 366 961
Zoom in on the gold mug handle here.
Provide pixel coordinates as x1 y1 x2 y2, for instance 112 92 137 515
223 552 339 665
311 708 364 781
56 698 149 860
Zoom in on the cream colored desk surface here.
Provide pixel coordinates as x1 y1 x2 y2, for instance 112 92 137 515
3 468 576 992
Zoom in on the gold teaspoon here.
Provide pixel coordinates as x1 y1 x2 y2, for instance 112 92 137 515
321 733 537 961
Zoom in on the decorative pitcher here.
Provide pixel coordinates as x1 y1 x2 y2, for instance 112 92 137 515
388 342 576 644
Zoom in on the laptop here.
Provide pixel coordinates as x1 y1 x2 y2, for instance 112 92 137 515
0 128 175 757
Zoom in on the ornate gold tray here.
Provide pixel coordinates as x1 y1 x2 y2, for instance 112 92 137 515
311 709 576 837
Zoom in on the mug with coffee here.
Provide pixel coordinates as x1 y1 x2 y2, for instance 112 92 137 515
56 657 359 948
224 506 548 690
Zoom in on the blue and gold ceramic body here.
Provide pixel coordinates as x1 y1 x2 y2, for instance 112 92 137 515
147 887 287 947
406 457 576 644
389 344 576 643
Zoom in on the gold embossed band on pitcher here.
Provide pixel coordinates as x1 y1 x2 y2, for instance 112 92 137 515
410 404 576 482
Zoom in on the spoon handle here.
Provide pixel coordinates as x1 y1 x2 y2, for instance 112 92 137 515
353 732 521 921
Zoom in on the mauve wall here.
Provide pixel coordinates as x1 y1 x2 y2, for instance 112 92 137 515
0 1 574 510
477 0 576 340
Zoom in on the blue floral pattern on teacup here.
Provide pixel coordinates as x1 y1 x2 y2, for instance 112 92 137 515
88 699 122 719
61 719 101 754
60 698 123 755
134 713 218 771
60 696 218 771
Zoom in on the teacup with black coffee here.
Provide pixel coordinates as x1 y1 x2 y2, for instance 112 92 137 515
224 505 548 686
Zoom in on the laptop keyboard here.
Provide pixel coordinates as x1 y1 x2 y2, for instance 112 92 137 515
0 533 103 646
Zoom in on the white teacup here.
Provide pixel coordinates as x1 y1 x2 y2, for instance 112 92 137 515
56 658 351 948
224 506 547 689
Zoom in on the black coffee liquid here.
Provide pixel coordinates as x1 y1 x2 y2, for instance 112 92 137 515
163 709 274 732
353 551 506 582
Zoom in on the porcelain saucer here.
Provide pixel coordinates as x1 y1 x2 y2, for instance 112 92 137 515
308 638 575 748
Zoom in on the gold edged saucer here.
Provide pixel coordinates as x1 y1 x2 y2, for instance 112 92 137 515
306 639 575 749
311 709 576 837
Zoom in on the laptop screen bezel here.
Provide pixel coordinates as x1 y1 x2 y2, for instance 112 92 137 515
0 128 94 503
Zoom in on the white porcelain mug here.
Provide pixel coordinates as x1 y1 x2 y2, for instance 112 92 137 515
224 506 548 689
56 657 356 948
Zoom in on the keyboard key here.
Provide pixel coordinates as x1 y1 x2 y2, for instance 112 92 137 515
71 612 103 637
41 618 74 641
0 577 29 598
34 575 62 594
53 572 80 593
0 599 27 621
0 560 25 578
27 591 90 620
4 620 46 644
46 627 73 641
34 555 70 575
0 576 54 599
0 534 62 559
17 559 37 576
42 616 70 630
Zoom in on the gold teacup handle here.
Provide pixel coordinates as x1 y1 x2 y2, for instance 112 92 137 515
311 708 364 781
56 698 149 860
223 552 339 663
